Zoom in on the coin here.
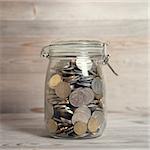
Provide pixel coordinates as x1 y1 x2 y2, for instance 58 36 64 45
69 88 94 107
91 77 103 95
75 105 91 116
92 110 104 125
47 119 58 133
72 111 90 124
76 82 91 87
62 70 76 75
97 65 103 78
63 75 80 84
48 74 62 89
80 75 94 82
88 117 99 133
69 88 84 107
63 65 75 71
82 88 94 105
55 82 71 99
95 93 103 100
46 103 54 118
74 121 87 136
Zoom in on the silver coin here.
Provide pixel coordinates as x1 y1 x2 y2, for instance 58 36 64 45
55 99 69 105
65 126 74 134
80 75 94 82
87 103 97 110
95 107 104 112
91 77 103 95
97 65 103 78
63 75 80 84
60 117 72 124
63 65 75 71
76 82 91 87
69 88 94 107
53 104 66 109
69 88 85 107
53 117 62 123
62 70 76 75
75 105 91 116
72 111 91 124
82 88 94 105
88 70 97 76
45 102 54 119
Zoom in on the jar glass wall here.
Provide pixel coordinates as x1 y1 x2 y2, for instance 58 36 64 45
42 40 107 139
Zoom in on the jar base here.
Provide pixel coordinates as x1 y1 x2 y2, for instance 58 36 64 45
47 121 106 139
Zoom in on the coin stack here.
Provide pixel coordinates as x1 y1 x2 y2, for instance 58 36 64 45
45 58 105 138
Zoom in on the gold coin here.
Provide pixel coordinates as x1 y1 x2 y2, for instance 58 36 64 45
55 82 71 99
88 117 99 133
74 121 87 136
47 119 58 133
48 74 62 89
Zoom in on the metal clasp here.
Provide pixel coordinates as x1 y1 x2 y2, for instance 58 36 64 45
102 43 118 76
41 45 50 58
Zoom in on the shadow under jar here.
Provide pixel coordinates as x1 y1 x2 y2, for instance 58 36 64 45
41 40 111 139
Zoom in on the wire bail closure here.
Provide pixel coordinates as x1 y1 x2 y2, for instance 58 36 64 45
102 43 118 76
41 42 118 76
41 45 50 58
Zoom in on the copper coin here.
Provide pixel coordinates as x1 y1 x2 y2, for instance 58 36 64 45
48 74 62 89
92 110 104 125
55 82 71 99
88 117 99 133
47 119 58 133
74 121 87 136
91 77 103 95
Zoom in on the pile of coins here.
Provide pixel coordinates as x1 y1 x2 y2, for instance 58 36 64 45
45 58 105 138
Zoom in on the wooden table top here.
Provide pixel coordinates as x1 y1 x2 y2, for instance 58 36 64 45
0 112 149 150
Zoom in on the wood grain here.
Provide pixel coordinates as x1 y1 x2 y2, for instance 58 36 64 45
0 1 148 20
0 0 147 3
0 0 149 113
1 20 147 37
0 113 149 150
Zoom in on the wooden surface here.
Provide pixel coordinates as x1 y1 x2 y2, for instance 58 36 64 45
0 112 149 150
0 0 149 113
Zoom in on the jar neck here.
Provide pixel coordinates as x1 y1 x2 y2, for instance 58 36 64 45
41 40 118 76
41 40 107 58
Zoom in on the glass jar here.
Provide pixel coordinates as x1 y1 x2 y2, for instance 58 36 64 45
41 40 117 139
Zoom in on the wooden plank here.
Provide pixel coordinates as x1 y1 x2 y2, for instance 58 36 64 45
0 74 46 113
0 35 148 72
0 1 148 20
0 0 147 3
0 43 148 113
0 20 148 37
0 113 149 150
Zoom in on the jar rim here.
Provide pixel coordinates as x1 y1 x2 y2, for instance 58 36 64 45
49 40 105 47
41 40 107 58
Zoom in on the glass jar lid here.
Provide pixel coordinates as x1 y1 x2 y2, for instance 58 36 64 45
41 40 118 76
41 40 106 58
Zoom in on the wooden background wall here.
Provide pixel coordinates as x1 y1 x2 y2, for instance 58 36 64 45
0 0 149 113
